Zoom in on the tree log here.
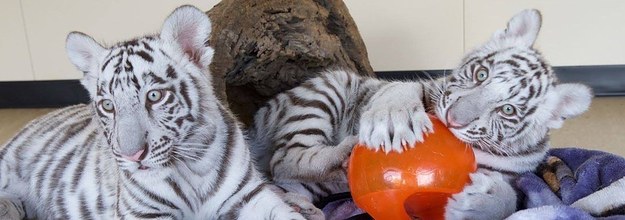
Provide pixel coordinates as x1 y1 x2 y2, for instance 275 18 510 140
207 0 374 126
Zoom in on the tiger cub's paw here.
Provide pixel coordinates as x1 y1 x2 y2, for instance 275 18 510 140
359 105 433 153
0 199 23 220
283 192 325 220
445 171 516 220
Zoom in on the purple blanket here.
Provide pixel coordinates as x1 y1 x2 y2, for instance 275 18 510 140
511 148 625 220
323 148 625 219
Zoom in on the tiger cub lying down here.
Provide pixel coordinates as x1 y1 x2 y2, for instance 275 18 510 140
0 5 314 220
250 9 592 219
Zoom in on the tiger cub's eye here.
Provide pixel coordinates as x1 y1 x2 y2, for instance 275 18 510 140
475 67 489 82
100 99 114 112
501 104 516 115
147 90 164 102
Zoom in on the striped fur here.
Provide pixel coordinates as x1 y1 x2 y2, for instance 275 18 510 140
571 177 625 216
0 6 308 220
250 9 593 219
250 71 387 201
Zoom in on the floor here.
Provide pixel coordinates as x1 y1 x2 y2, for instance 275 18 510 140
1 97 624 156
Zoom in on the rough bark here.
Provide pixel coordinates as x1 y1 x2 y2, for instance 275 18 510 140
207 0 374 126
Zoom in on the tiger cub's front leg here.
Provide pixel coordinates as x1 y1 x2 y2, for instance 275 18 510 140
0 197 25 220
445 170 517 220
359 81 433 153
271 135 358 183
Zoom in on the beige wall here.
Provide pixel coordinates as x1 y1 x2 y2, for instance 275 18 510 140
344 0 464 71
1 0 220 81
1 1 624 81
464 0 625 67
346 0 625 71
0 0 34 81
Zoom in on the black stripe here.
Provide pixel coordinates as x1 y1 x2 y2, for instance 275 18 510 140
308 151 320 164
216 162 254 214
315 182 333 196
598 203 625 217
11 106 84 176
270 157 285 174
321 75 346 114
461 56 479 68
131 211 175 219
284 142 313 150
178 81 192 109
126 176 179 210
280 128 329 142
159 49 171 60
301 82 340 124
300 183 321 200
79 192 95 220
512 54 530 62
220 184 267 219
95 151 106 214
131 76 141 92
135 50 154 63
166 65 177 79
102 56 114 72
35 116 91 198
497 59 520 68
71 132 97 192
146 71 166 84
286 91 335 126
166 177 194 212
500 116 519 124
120 181 164 211
142 42 154 52
284 114 323 125
482 51 498 61
54 183 71 219
203 106 237 202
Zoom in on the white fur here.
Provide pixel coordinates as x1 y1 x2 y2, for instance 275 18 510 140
250 8 593 220
506 206 561 220
571 177 625 215
66 32 106 97
545 84 593 129
359 82 433 153
445 170 517 220
160 6 214 68
360 9 591 220
1 5 310 220
493 9 542 48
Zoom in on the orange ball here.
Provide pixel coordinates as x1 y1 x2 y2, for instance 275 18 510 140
348 115 476 220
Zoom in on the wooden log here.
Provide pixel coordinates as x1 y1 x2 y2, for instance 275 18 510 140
207 0 374 125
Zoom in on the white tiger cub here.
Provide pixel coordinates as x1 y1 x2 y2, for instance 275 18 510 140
0 5 312 220
251 9 593 219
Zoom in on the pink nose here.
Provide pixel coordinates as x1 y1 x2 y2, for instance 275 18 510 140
122 149 146 162
446 112 464 128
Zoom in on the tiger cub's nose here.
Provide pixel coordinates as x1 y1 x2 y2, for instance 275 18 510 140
121 145 148 162
446 111 467 129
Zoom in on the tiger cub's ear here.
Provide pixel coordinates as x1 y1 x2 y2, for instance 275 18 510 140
160 5 214 69
546 83 593 129
492 9 542 48
66 32 106 95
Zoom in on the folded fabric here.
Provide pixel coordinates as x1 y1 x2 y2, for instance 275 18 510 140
512 148 625 220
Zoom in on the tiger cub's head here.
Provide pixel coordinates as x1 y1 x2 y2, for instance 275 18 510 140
66 6 217 172
434 9 592 155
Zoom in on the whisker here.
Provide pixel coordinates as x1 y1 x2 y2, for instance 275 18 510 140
172 148 203 160
171 154 195 171
176 143 211 147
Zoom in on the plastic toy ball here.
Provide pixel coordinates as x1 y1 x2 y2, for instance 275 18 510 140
348 115 476 220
